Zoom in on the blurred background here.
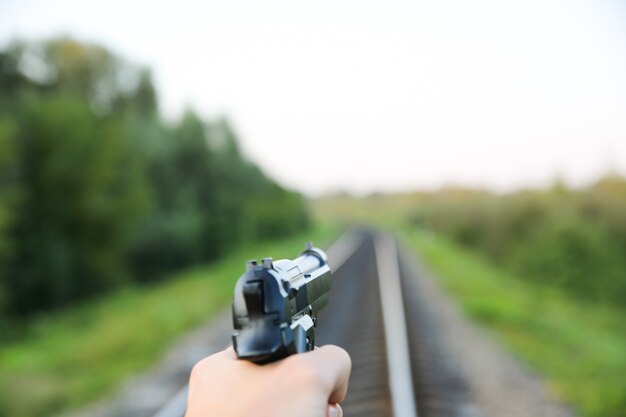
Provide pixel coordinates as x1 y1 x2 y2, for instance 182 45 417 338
0 1 625 417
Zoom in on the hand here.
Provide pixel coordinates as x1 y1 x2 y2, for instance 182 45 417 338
185 345 351 417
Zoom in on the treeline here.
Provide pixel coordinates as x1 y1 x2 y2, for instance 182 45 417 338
411 178 626 305
0 38 309 324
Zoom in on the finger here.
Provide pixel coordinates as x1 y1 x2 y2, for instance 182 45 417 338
215 345 238 360
303 345 351 404
327 403 343 417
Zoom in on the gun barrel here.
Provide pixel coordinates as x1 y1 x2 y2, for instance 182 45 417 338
293 251 325 275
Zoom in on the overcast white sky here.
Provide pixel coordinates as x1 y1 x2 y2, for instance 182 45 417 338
1 0 625 195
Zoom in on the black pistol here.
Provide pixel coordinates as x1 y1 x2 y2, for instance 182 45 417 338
232 242 331 364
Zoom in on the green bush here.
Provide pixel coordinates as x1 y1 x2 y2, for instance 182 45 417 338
509 213 626 301
411 179 626 305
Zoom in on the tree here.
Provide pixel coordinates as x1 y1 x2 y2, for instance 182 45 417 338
2 94 149 314
0 37 310 317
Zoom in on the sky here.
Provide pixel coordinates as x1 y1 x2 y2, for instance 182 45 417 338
1 0 625 195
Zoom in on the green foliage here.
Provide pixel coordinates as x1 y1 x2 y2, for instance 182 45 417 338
0 117 17 322
0 37 309 320
509 214 625 301
409 181 626 305
2 94 148 314
128 114 309 280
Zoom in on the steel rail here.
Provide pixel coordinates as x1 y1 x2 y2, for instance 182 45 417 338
375 234 419 417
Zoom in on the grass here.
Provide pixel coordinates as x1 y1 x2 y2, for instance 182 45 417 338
400 228 626 417
0 223 339 417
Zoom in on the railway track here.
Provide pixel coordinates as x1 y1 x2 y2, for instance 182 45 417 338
155 229 472 417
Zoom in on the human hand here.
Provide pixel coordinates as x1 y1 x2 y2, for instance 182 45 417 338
185 345 351 417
